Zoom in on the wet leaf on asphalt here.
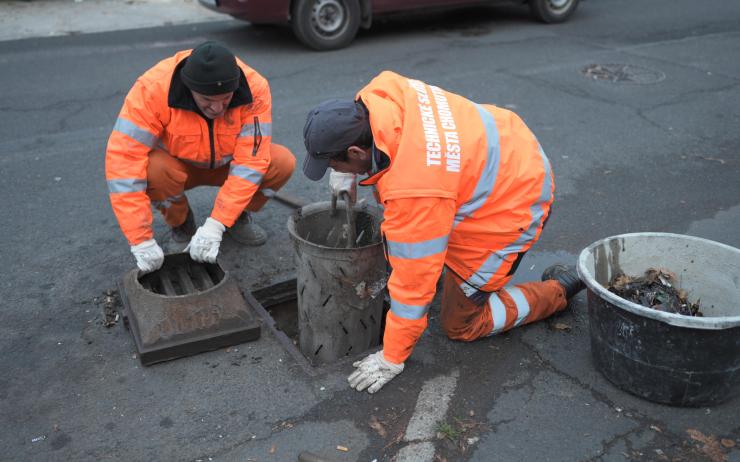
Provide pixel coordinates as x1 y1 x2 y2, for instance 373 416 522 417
369 415 387 437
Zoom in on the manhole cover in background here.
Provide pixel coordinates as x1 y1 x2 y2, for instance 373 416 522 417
582 63 665 84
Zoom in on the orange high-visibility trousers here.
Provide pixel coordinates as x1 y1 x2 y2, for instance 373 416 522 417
440 270 567 341
146 143 295 227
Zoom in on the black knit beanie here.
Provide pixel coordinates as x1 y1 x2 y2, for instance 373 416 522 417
181 41 240 95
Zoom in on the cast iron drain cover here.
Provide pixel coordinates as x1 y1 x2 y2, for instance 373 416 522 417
582 64 665 84
119 253 260 366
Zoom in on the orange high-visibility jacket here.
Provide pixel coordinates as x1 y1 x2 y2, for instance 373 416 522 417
105 50 273 245
357 71 555 363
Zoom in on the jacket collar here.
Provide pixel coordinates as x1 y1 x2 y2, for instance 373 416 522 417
167 57 253 113
359 143 391 186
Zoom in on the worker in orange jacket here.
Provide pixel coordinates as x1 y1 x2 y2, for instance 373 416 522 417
302 71 584 393
106 41 295 272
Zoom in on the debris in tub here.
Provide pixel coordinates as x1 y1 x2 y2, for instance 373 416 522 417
607 268 703 316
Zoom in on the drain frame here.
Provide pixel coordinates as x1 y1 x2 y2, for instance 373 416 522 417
245 278 387 377
119 253 261 366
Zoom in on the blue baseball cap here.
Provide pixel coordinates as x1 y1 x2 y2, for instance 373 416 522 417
302 99 370 181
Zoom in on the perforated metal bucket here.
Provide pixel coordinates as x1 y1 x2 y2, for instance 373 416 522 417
287 200 387 365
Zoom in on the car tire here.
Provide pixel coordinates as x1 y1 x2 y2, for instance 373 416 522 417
529 0 580 23
291 0 361 51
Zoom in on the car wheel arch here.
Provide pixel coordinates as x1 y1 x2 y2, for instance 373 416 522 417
289 0 371 27
359 0 372 29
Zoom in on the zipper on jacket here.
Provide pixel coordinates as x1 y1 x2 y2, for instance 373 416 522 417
207 118 216 169
252 116 262 156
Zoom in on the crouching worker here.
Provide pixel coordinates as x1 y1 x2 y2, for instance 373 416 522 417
301 71 584 393
106 41 295 272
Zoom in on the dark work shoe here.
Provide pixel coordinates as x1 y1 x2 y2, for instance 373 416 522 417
227 212 267 246
171 207 196 244
542 264 585 299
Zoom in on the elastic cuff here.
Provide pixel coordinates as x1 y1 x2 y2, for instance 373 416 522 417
381 350 406 367
205 217 226 232
130 238 157 251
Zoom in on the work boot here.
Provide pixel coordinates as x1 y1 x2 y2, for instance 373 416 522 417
165 207 196 253
227 211 267 246
171 207 196 243
542 264 585 299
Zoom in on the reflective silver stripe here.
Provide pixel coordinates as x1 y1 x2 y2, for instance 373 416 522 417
390 298 428 320
113 117 158 148
151 193 184 209
510 144 552 246
463 144 554 289
181 158 210 168
466 252 506 288
239 122 272 138
181 155 233 169
459 279 478 298
215 155 233 167
153 142 233 169
386 235 448 260
107 178 146 193
229 164 263 184
454 104 501 227
488 292 507 335
507 286 531 327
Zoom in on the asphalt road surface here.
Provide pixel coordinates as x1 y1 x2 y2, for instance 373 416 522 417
1 1 739 461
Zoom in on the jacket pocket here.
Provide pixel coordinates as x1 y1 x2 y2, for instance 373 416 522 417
165 127 205 164
215 118 241 161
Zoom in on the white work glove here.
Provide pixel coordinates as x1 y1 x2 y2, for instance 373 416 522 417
348 350 404 394
329 169 357 204
185 217 225 263
130 239 164 274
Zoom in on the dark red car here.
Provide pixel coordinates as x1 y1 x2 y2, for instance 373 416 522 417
198 0 580 50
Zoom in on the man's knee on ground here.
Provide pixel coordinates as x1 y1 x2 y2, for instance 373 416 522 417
441 321 480 342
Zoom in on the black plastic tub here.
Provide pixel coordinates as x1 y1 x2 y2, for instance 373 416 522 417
577 233 740 407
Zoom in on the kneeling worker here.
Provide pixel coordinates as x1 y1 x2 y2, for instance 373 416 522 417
106 41 295 272
302 71 584 393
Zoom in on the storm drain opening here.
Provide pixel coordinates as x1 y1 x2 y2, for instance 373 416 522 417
247 278 389 376
581 63 665 84
119 253 260 366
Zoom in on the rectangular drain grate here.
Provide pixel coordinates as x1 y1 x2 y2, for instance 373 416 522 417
139 260 223 295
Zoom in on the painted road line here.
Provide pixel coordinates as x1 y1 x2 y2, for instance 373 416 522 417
395 370 459 462
395 442 436 462
404 370 459 441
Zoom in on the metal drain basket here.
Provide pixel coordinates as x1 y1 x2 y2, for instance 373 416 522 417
288 201 387 366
